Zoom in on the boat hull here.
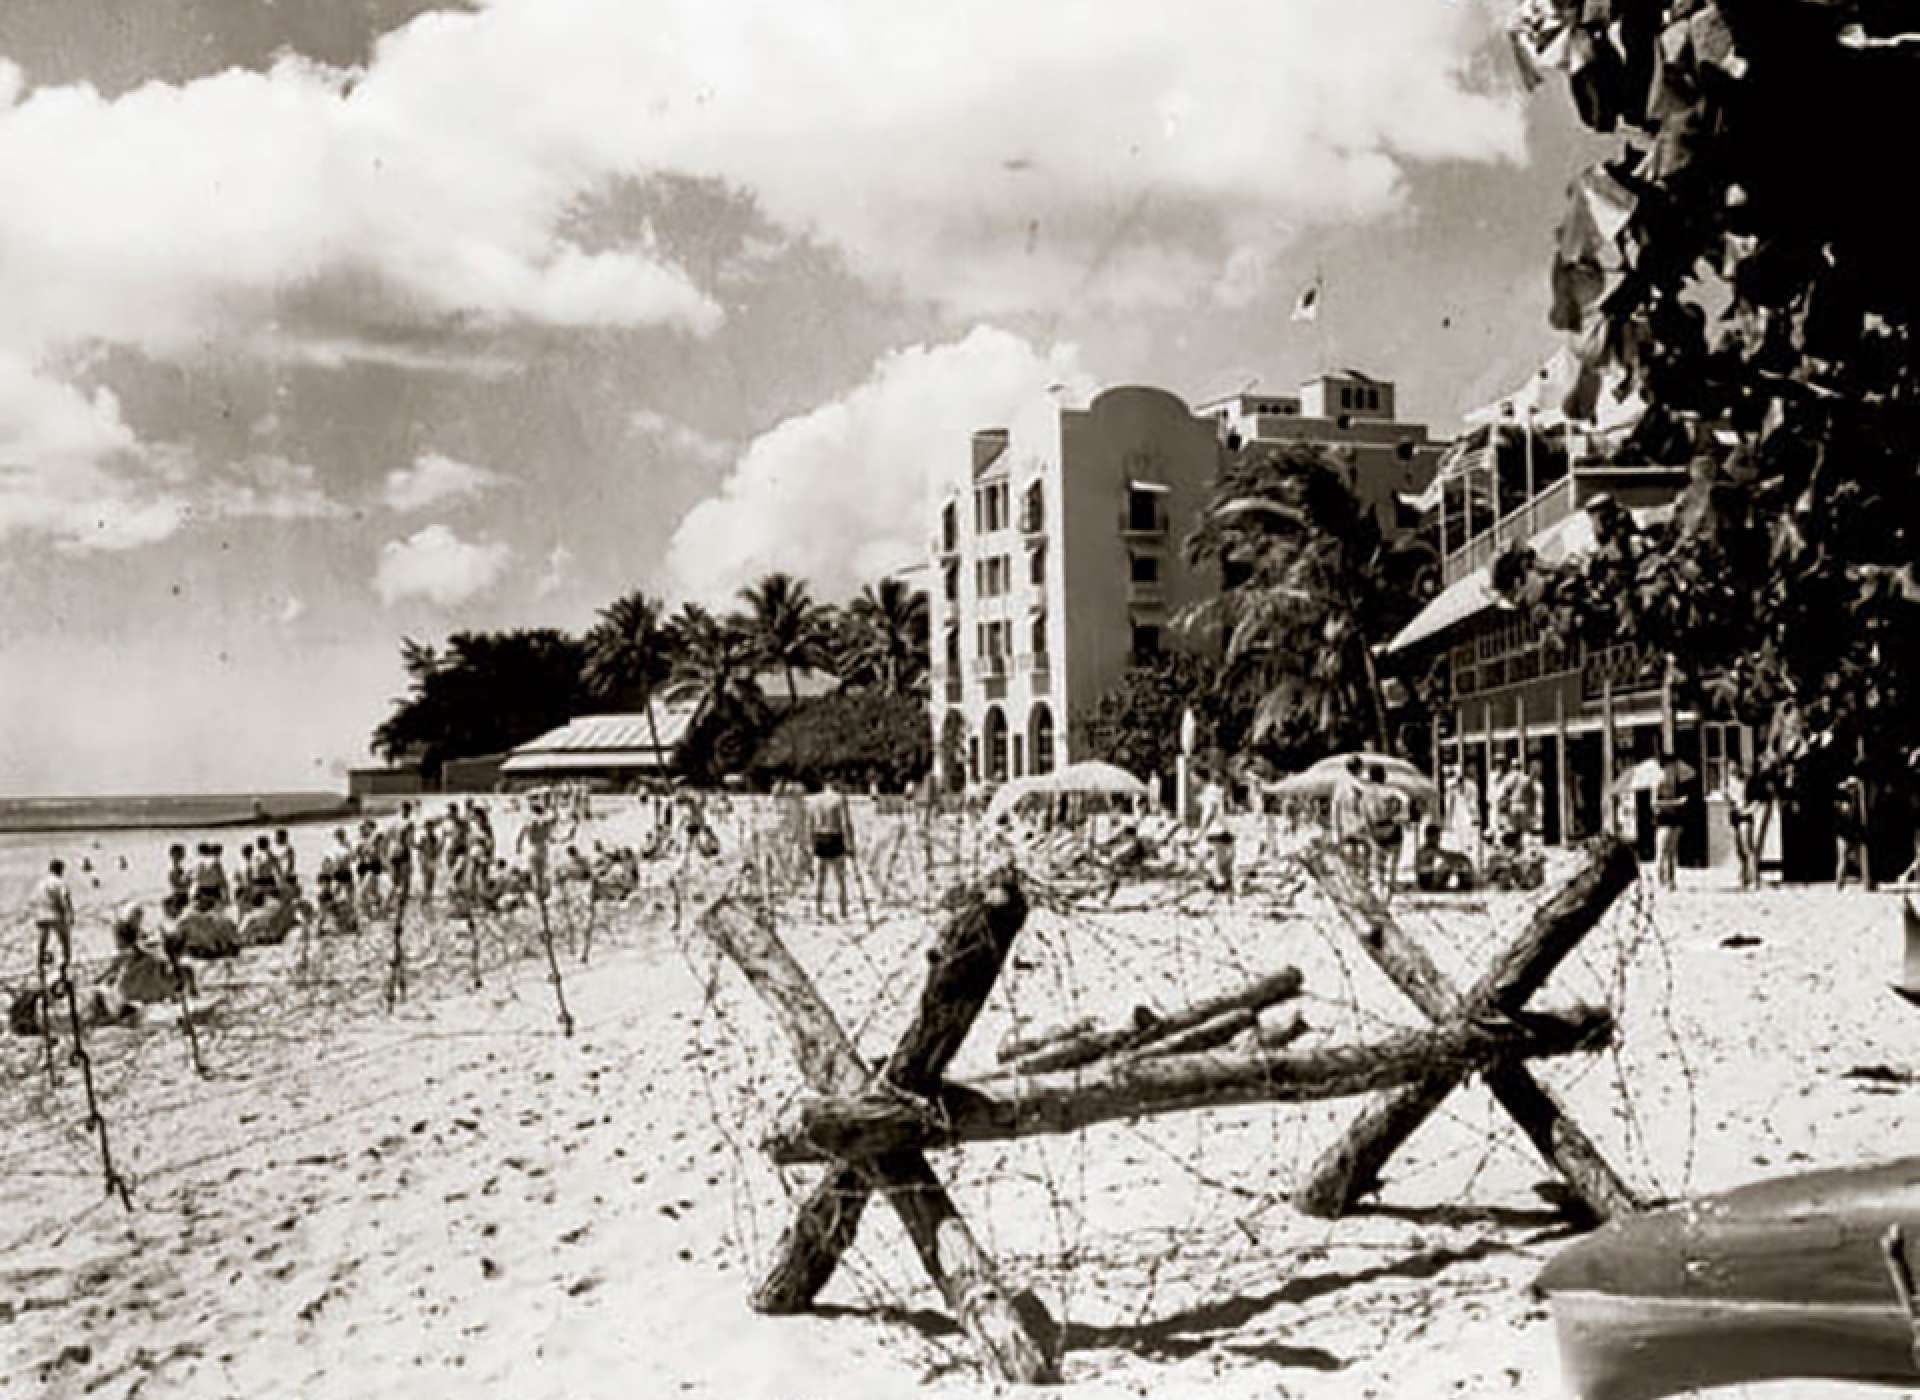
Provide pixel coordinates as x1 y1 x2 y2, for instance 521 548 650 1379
1537 1157 1920 1400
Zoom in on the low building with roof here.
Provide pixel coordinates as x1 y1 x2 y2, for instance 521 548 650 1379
500 696 702 790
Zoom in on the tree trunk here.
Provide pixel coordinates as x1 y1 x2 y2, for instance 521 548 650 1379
769 1005 1612 1165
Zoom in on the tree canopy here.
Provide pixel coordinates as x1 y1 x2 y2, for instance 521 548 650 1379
750 690 931 791
1503 0 1920 781
371 629 587 780
1181 442 1434 757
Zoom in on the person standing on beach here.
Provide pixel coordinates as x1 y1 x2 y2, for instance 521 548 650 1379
1330 756 1369 874
272 829 297 894
192 843 230 913
805 776 854 920
417 815 441 907
517 796 561 902
386 804 416 910
35 859 75 975
1360 764 1406 898
1834 771 1873 890
1652 753 1688 891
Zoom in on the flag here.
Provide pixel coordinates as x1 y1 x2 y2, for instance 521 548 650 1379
1289 278 1321 323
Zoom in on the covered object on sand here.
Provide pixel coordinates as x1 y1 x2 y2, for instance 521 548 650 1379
1270 752 1437 805
985 761 1150 826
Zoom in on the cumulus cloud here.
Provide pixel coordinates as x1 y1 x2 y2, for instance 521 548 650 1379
374 523 511 607
382 452 509 512
628 409 732 467
0 0 1522 548
278 596 307 625
664 326 1093 605
0 350 179 552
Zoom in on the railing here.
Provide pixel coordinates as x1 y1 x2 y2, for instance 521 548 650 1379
1440 472 1576 586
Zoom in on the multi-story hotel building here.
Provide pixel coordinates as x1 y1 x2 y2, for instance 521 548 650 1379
1197 369 1447 534
929 373 1440 791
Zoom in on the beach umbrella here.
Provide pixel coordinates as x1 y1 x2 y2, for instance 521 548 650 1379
1611 756 1695 796
1035 760 1149 799
1269 751 1437 804
984 776 1047 826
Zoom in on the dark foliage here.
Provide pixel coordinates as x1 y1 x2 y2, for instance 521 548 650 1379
1077 653 1245 786
373 629 587 781
1505 0 1920 784
1182 442 1436 755
750 691 932 790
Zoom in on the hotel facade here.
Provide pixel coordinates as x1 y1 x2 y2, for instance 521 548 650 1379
929 374 1440 791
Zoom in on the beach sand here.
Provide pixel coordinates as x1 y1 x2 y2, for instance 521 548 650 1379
6 805 1919 1399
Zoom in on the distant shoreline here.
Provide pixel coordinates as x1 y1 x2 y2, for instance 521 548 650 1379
0 791 358 835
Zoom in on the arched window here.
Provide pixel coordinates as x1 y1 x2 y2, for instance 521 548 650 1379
983 707 1009 783
1028 704 1056 776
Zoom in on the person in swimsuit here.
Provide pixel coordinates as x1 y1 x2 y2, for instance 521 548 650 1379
165 843 192 919
804 777 854 921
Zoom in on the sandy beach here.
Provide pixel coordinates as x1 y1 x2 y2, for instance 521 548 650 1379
6 803 1920 1400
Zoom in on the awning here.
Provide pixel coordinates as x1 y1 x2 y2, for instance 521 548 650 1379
1128 479 1171 494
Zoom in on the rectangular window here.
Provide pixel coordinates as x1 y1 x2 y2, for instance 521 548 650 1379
943 561 958 600
1029 545 1045 586
1126 489 1159 532
1131 624 1161 660
1130 553 1159 583
942 501 958 552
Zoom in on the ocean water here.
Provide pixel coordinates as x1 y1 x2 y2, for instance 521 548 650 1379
0 791 349 834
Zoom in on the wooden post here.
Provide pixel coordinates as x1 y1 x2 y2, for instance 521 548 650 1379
1602 667 1617 836
1293 839 1642 1221
1556 688 1572 845
699 882 1061 1383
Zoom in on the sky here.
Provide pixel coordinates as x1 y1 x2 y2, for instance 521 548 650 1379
0 0 1608 797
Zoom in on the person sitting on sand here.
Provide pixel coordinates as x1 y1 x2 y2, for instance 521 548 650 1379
93 904 192 1020
165 843 192 918
191 843 230 914
1413 823 1476 893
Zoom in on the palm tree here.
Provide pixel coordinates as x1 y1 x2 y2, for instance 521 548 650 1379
737 571 828 706
669 603 763 717
1181 443 1434 756
669 604 766 779
840 577 930 695
582 589 677 763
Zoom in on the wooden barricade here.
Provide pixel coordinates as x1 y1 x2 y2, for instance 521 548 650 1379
697 840 1639 1383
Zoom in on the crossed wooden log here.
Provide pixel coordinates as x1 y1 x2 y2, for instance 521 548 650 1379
700 872 1065 1383
699 843 1638 1382
1291 836 1643 1221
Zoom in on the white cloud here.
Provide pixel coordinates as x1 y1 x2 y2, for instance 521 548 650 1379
0 350 181 552
383 452 509 512
0 0 1521 549
628 409 732 467
665 326 1093 605
375 523 511 607
203 454 348 521
278 596 307 625
535 543 576 598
